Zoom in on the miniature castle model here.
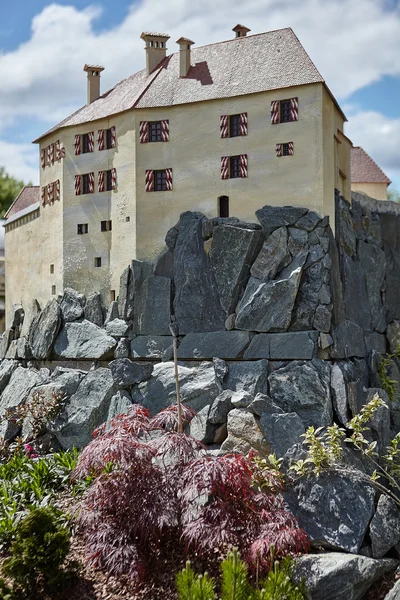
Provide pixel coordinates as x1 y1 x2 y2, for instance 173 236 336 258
4 25 351 322
350 146 391 201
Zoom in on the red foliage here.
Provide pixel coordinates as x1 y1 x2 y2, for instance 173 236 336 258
150 404 197 431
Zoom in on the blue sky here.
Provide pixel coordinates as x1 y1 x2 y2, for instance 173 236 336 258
0 0 399 191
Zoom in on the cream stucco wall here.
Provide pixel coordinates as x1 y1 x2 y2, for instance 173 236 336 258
351 182 388 201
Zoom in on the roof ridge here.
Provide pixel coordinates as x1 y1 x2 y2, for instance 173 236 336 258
351 146 391 184
4 185 39 219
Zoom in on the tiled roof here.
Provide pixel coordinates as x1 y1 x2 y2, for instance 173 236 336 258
5 186 40 220
351 147 391 184
35 27 333 142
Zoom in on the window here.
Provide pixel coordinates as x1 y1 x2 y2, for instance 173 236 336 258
283 143 290 156
229 156 241 179
101 220 112 232
280 100 292 123
106 170 113 191
219 196 229 217
77 223 89 234
229 114 241 137
94 257 102 268
51 285 56 296
276 142 293 157
106 129 113 149
154 169 167 191
82 133 90 153
149 121 162 142
82 173 90 194
126 216 130 222
50 264 54 274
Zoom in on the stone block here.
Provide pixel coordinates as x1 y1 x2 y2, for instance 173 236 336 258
250 227 290 282
358 240 386 332
54 320 116 359
134 275 172 335
29 298 62 360
332 320 366 358
84 292 105 327
255 205 308 235
244 331 318 360
177 331 250 359
109 359 153 389
223 359 268 397
131 335 173 359
259 412 305 457
60 288 85 323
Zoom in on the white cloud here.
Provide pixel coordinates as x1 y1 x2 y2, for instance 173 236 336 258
0 141 38 185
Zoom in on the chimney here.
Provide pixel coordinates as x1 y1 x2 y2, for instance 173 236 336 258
83 64 105 104
176 37 195 77
232 24 251 38
141 32 170 76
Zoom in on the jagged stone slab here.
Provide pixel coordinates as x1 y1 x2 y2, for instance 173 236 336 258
54 320 116 359
20 299 41 338
385 247 400 323
221 408 268 454
332 320 366 359
364 332 387 354
295 210 322 232
223 360 268 396
84 292 105 327
106 390 132 425
358 241 386 332
29 298 62 360
155 250 174 279
0 330 14 360
370 494 400 559
105 318 130 338
250 227 290 282
208 390 233 424
109 359 153 389
249 394 283 416
291 260 326 330
134 275 171 335
385 580 400 600
131 336 173 359
341 253 371 330
177 331 250 360
336 195 356 257
259 412 305 457
9 305 24 329
255 205 308 236
210 225 263 313
387 321 400 354
0 367 42 439
114 338 130 359
244 331 318 360
60 288 85 323
0 360 18 395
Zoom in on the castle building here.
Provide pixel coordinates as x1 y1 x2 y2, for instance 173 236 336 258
4 25 351 323
350 146 391 201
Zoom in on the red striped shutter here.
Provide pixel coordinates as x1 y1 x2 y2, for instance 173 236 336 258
98 129 105 150
55 180 60 201
47 182 54 203
145 170 154 192
240 154 248 178
140 122 149 143
47 145 51 166
75 175 81 195
276 144 283 157
166 168 173 190
41 187 46 206
40 149 45 169
240 113 248 136
74 135 81 155
221 156 229 179
55 140 60 160
111 168 117 190
290 97 299 121
88 172 95 193
271 101 280 124
220 116 229 138
161 120 169 142
50 143 54 164
98 171 105 192
288 142 294 155
88 131 95 152
110 126 116 148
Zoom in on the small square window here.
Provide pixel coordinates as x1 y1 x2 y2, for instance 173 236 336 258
229 114 241 137
82 133 90 154
94 257 102 268
149 121 162 142
77 223 89 234
154 169 167 191
50 264 54 274
106 170 113 191
229 156 241 179
126 216 130 222
101 220 112 232
282 143 290 156
280 100 292 123
82 173 90 194
51 285 56 295
106 129 113 149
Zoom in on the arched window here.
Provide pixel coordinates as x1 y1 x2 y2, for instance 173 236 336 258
219 196 229 218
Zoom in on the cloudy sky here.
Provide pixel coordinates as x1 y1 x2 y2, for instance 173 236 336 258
0 0 399 191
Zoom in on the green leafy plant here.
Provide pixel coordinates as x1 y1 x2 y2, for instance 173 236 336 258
177 562 216 600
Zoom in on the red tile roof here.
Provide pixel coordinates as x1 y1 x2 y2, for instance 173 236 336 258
5 186 40 220
35 27 338 142
351 147 391 184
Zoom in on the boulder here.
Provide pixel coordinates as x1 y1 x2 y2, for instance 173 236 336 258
291 260 326 330
365 332 387 354
0 329 14 360
295 210 322 232
244 331 318 360
336 195 356 257
105 301 119 325
29 298 62 360
131 335 173 359
54 320 116 359
155 250 174 279
17 337 31 360
268 359 332 428
109 359 153 389
0 367 42 439
134 275 171 335
213 357 228 382
370 494 400 558
208 390 233 424
385 580 400 600
332 320 366 359
341 253 371 331
131 361 220 415
114 337 130 359
0 360 18 394
117 260 149 322
60 288 85 322
9 304 24 329
259 412 305 457
84 292 105 327
293 553 397 600
5 341 18 360
248 394 283 416
250 227 290 282
255 205 308 235
313 304 332 333
105 318 130 338
387 321 400 354
20 299 41 338
331 363 351 425
106 390 132 425
366 388 390 455
209 225 263 313
285 471 375 553
288 227 308 255
221 408 268 454
230 390 254 409
223 360 268 396
177 331 250 360
384 247 400 324
358 241 386 332
189 405 216 444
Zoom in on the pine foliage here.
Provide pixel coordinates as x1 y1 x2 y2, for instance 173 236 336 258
221 549 252 600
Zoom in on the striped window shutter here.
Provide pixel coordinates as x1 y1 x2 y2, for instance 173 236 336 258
240 154 248 178
240 113 248 136
161 120 169 142
47 145 51 166
55 180 60 201
288 142 294 155
88 172 95 193
47 182 54 203
145 169 154 192
40 149 45 169
221 156 229 179
55 140 60 160
41 187 46 206
110 126 116 148
275 144 283 157
111 168 117 190
271 101 280 124
98 129 105 150
220 115 229 138
166 168 173 190
74 135 81 155
75 175 81 195
50 143 54 164
98 171 105 192
88 132 95 152
139 122 149 143
290 97 299 121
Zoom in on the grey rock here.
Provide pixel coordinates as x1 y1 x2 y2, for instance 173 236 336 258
285 472 375 553
208 390 233 424
118 261 149 322
387 321 400 354
60 288 85 322
328 228 345 325
224 360 268 396
105 301 119 325
17 337 31 360
189 405 215 444
5 340 18 359
268 359 332 428
384 247 400 323
9 304 24 329
177 331 250 360
0 367 41 439
291 259 325 330
249 393 284 416
332 320 366 359
0 329 14 360
174 212 225 333
213 357 228 382
255 205 308 236
230 390 254 408
106 390 132 425
259 412 305 457
250 227 290 282
109 358 153 388
358 241 386 332
165 225 179 251
366 388 391 455
114 337 130 359
244 331 318 359
134 275 171 336
306 244 325 267
131 335 173 359
319 283 332 305
313 305 332 333
29 298 62 360
381 213 397 248
341 252 371 330
20 299 41 338
365 332 387 354
370 494 400 558
210 225 263 313
293 553 397 600
319 332 333 350
337 195 356 257
224 314 236 330
132 361 220 415
155 249 174 279
221 408 268 454
295 210 321 232
214 423 228 444
84 292 105 327
0 360 18 394
385 580 400 600
288 227 308 255
106 318 130 338
54 320 116 359
50 368 116 448
331 363 351 425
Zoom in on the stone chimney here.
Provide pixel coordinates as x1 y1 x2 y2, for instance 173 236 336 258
232 24 251 38
83 64 105 104
176 37 195 77
141 32 170 76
